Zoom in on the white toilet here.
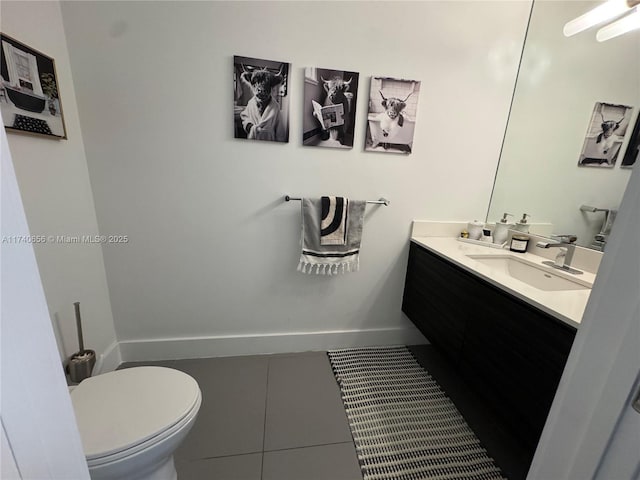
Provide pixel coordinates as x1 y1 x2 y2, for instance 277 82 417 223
71 366 202 480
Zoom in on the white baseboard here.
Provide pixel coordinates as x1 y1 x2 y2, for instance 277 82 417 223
93 341 122 374
118 326 426 363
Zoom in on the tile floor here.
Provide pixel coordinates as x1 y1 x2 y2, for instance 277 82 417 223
121 345 531 480
121 351 362 480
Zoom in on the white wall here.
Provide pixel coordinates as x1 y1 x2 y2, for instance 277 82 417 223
1 1 119 371
488 1 638 248
1 126 89 479
60 1 531 358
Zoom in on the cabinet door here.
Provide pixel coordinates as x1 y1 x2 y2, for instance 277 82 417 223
402 242 473 362
458 275 576 451
402 241 577 453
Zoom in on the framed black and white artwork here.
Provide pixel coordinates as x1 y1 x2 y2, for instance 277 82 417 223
365 77 420 154
233 55 290 143
302 68 359 149
577 102 633 168
1 33 67 139
621 111 639 168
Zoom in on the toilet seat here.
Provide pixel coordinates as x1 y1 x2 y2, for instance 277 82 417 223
71 366 201 465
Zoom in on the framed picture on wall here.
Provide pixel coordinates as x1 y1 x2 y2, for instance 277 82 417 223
1 33 67 139
233 55 290 143
302 67 359 149
621 111 639 168
577 102 632 168
364 77 421 154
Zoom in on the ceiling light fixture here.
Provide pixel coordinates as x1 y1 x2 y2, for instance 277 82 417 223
596 5 640 41
564 0 640 40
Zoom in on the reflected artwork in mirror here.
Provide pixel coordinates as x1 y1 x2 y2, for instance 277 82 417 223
622 112 640 167
487 0 639 250
577 102 633 168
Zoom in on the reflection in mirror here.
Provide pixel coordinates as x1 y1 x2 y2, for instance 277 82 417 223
488 0 639 250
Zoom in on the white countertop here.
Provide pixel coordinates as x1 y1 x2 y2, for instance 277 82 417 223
411 236 594 328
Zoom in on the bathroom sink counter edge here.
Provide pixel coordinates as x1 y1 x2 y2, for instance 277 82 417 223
410 236 595 328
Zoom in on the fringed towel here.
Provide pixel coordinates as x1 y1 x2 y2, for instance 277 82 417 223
321 196 348 245
298 197 366 275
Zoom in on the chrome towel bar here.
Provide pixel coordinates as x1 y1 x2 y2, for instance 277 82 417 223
284 195 390 206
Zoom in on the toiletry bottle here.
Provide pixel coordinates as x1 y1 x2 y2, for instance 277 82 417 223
514 213 530 233
481 228 493 243
493 213 513 245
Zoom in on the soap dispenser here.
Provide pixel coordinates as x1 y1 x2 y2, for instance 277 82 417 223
493 213 513 245
514 213 530 233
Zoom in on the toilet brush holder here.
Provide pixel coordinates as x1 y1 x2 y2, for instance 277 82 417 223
68 302 96 384
69 351 96 383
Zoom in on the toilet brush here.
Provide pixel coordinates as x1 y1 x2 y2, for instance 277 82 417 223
68 302 96 383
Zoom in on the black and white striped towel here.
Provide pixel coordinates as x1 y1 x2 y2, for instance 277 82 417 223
321 196 348 245
298 197 366 275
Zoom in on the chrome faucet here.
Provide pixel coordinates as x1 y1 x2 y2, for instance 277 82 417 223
536 235 583 275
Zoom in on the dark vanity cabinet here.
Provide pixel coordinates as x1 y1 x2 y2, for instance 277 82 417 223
402 241 577 452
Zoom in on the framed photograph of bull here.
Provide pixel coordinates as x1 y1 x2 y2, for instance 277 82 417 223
233 55 290 143
577 102 633 168
621 111 639 168
302 68 359 149
365 77 420 154
1 33 67 139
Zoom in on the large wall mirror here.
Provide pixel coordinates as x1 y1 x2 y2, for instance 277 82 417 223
488 0 639 250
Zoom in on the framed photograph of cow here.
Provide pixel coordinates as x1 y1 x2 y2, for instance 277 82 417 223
233 55 290 143
1 33 67 139
302 68 359 149
364 77 420 154
577 102 633 168
621 110 639 168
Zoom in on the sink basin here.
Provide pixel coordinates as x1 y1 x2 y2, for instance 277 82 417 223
466 255 591 291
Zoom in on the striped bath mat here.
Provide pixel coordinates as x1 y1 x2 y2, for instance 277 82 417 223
327 346 506 480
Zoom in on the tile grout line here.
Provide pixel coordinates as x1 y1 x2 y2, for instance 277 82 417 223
263 440 356 454
183 450 264 462
260 357 270 480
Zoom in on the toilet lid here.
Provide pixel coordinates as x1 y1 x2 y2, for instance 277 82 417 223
71 366 201 460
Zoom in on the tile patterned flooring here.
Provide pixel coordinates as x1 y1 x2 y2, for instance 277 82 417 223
121 345 531 480
121 351 362 480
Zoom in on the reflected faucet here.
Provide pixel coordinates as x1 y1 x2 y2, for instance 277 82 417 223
536 235 583 275
580 205 616 251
